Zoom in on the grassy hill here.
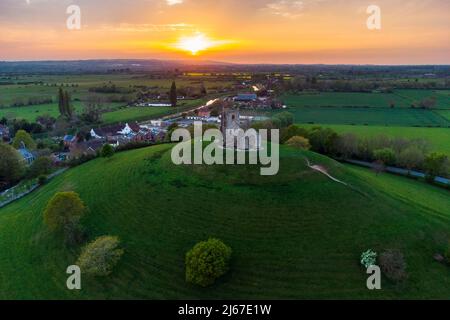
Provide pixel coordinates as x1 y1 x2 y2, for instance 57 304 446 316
0 144 449 299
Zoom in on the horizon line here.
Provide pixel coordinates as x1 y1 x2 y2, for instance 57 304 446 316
1 58 449 67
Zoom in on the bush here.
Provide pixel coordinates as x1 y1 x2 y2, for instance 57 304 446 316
67 153 97 168
272 112 294 128
77 236 124 276
186 238 232 287
397 146 424 172
373 148 396 166
37 174 47 185
285 136 311 150
379 250 407 282
116 141 154 152
281 125 309 143
27 156 52 179
360 250 377 268
308 127 338 155
43 191 86 245
100 144 115 158
424 152 449 181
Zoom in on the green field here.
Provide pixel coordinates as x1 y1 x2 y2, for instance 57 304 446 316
437 110 450 121
101 99 203 124
0 100 203 125
282 90 450 109
0 101 125 122
0 74 232 105
277 91 450 127
277 106 450 127
0 144 449 299
297 124 450 156
0 74 230 124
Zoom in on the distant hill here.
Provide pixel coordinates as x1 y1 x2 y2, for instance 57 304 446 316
0 144 449 299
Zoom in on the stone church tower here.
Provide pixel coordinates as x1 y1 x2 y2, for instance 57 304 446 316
220 103 259 150
220 105 240 149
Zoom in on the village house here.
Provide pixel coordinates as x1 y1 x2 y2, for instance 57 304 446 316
69 139 104 159
63 135 78 148
17 142 36 165
90 122 141 140
197 107 211 118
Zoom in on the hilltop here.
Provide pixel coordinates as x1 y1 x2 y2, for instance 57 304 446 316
0 144 449 299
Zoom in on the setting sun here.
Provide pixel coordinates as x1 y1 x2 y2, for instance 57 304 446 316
174 32 235 56
175 33 213 55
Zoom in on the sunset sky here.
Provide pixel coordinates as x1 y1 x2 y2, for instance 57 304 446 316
0 0 449 64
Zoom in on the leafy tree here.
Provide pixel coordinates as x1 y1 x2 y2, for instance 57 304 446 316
170 81 177 108
186 238 232 287
43 192 86 244
77 236 124 276
336 133 359 159
36 114 56 131
80 103 101 124
285 136 311 150
100 144 115 158
200 83 207 96
37 174 48 186
272 112 294 128
58 87 65 117
308 127 338 155
58 88 74 119
379 250 407 283
12 129 36 150
280 124 309 143
11 119 44 134
27 156 52 179
424 152 449 180
0 143 25 187
64 91 74 119
373 148 396 166
397 146 425 173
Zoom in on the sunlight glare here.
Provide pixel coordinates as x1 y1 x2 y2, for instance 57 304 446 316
175 33 217 55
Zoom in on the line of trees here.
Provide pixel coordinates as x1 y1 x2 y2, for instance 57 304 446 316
270 123 450 182
88 82 134 94
1 96 53 108
280 76 449 94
